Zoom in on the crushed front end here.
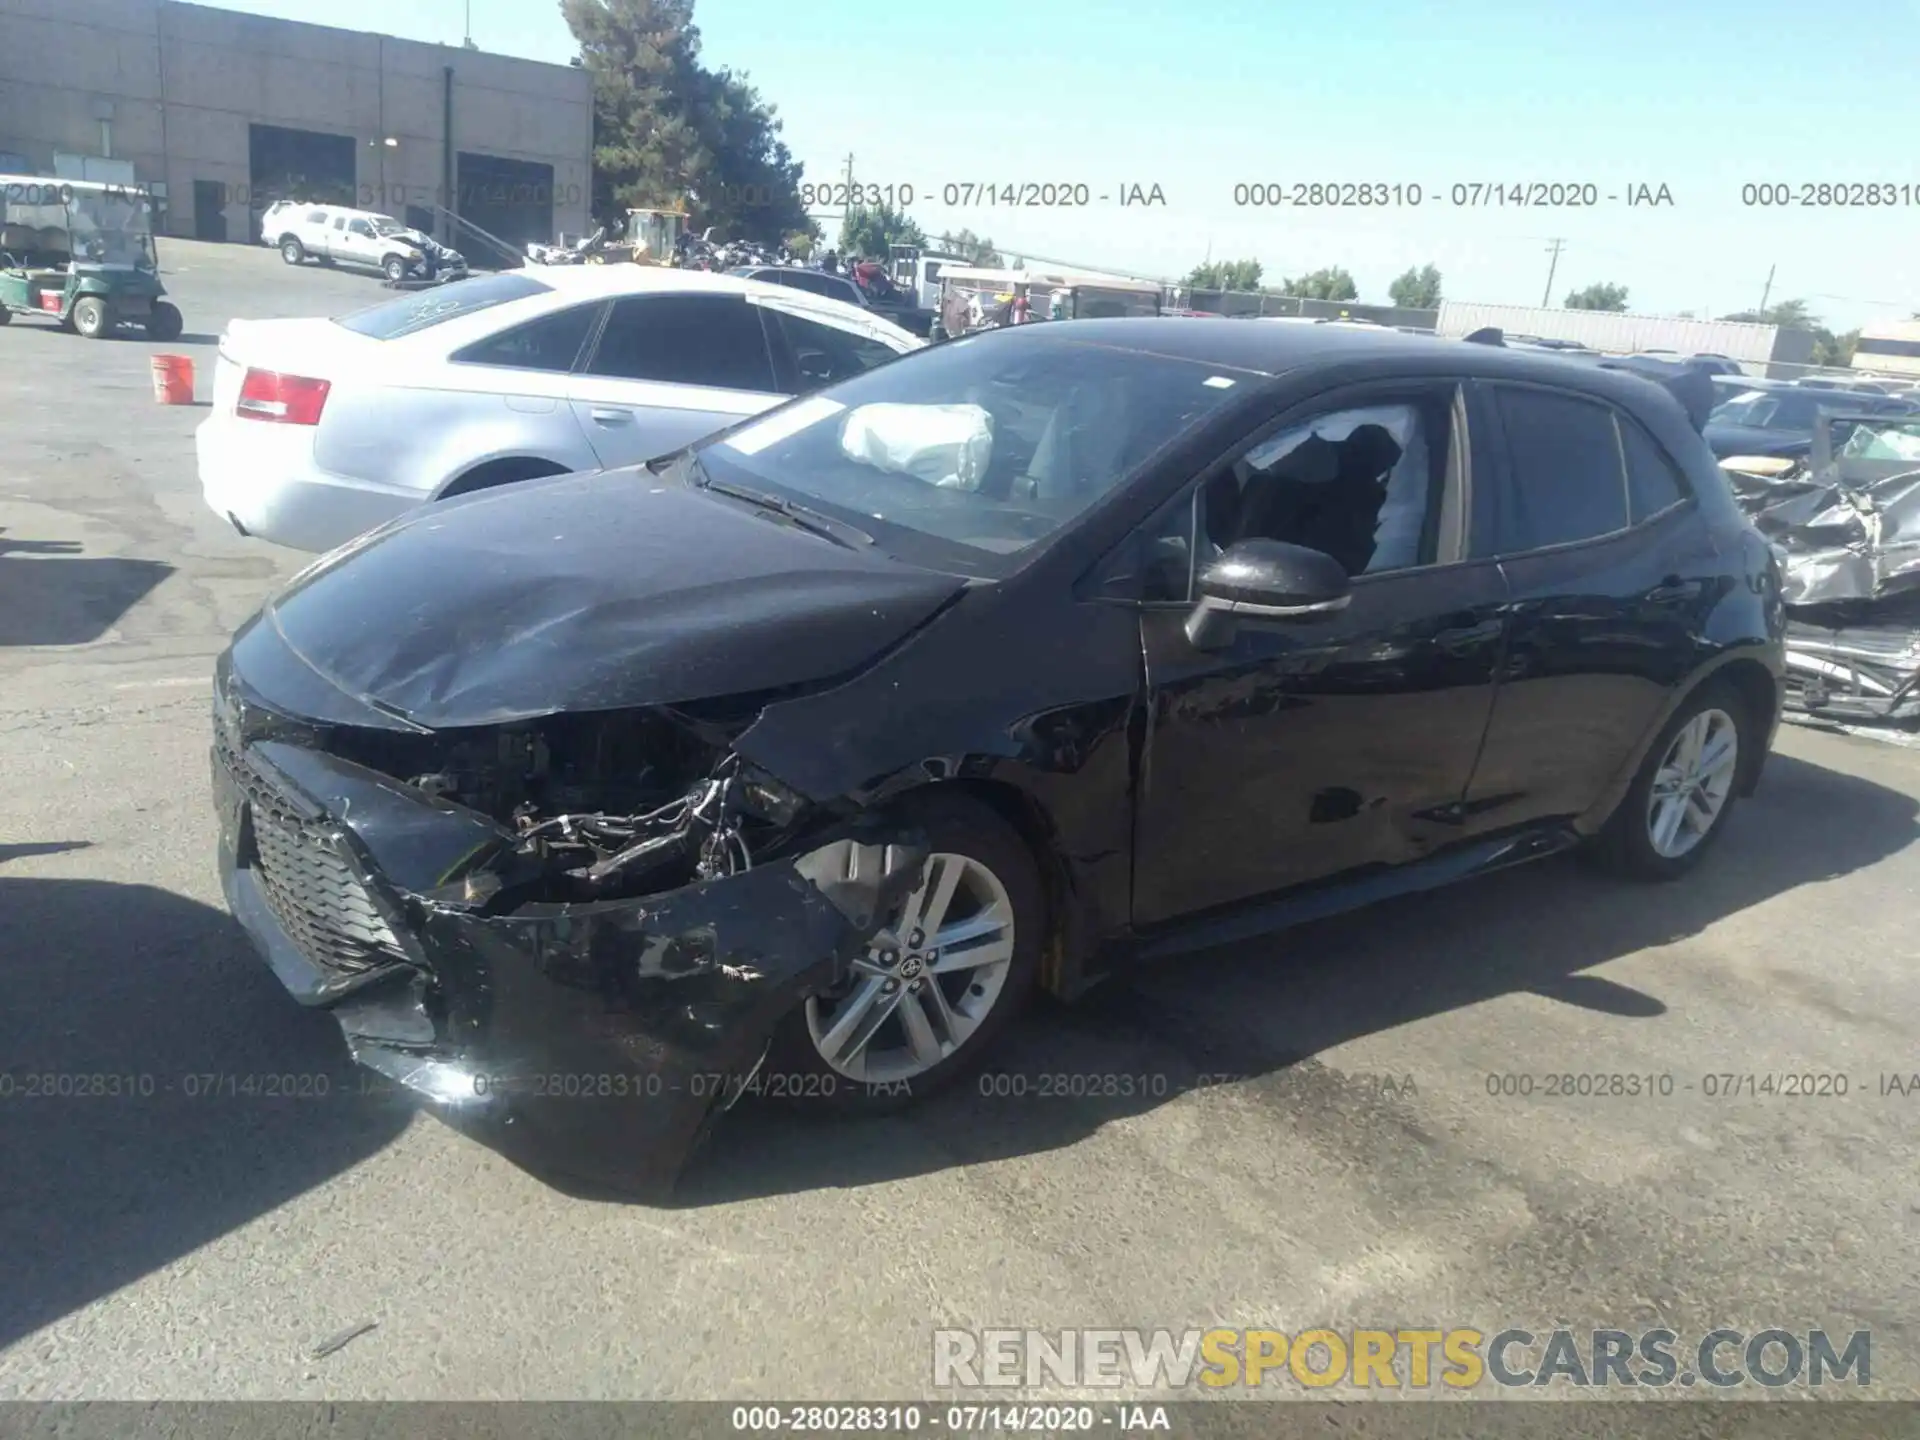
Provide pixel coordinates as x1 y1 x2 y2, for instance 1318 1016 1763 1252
210 648 923 1197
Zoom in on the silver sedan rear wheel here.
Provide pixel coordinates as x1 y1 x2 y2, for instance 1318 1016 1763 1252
804 851 1017 1085
1645 707 1739 859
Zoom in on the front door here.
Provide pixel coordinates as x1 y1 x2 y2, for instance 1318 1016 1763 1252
1133 382 1511 926
340 217 380 267
567 293 786 469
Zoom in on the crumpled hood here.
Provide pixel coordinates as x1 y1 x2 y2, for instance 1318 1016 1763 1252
246 468 967 729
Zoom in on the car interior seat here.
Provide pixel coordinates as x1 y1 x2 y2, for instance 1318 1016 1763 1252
1225 425 1403 575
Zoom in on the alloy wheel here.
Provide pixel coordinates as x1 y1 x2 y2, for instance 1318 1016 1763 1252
804 852 1017 1085
1645 707 1739 859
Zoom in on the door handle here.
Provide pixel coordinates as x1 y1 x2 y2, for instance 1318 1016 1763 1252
1434 618 1502 652
1646 575 1692 604
588 407 633 424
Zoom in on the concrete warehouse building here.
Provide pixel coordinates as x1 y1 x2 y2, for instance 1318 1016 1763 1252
0 0 592 253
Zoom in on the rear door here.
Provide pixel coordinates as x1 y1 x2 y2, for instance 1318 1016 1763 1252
1454 380 1714 835
321 213 351 261
565 293 786 469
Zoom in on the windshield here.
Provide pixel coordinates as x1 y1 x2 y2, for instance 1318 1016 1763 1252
68 190 155 269
1711 390 1829 430
1839 418 1920 462
369 215 407 236
695 329 1252 574
334 272 553 339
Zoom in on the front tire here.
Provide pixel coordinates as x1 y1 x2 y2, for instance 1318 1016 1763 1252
1589 680 1750 881
383 254 409 283
71 296 112 339
145 301 183 342
280 237 305 265
767 792 1044 1113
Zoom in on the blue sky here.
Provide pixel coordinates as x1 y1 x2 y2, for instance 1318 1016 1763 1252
214 0 1918 331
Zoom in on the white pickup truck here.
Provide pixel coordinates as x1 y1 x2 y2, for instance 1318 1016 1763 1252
258 201 466 283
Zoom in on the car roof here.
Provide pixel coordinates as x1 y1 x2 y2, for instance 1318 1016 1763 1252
532 265 771 299
960 318 1721 426
520 263 919 341
1007 316 1646 381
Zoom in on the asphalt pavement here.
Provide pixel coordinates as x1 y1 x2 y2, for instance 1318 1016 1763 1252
1 242 1917 1404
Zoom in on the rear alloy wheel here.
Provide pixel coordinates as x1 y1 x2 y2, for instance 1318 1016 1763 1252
1590 682 1748 880
71 296 112 339
280 237 306 265
772 796 1042 1111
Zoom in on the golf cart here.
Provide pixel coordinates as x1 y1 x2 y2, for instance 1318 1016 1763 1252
0 176 182 340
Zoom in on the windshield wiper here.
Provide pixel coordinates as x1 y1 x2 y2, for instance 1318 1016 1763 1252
690 460 874 548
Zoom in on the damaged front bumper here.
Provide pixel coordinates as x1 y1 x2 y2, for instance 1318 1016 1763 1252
212 721 923 1197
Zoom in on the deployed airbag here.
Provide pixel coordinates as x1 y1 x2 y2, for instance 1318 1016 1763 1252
840 403 994 490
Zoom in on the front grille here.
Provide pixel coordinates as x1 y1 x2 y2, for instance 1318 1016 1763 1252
250 815 407 974
218 729 408 974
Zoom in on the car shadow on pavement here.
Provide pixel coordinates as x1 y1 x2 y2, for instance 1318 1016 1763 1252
0 873 413 1350
676 750 1917 1204
0 533 174 646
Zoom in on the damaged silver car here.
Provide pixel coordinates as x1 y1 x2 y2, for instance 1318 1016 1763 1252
1723 411 1920 723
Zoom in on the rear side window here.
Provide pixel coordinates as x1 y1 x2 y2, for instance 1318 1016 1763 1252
586 295 777 392
1479 386 1628 554
451 302 601 372
772 311 902 392
1616 418 1688 522
334 273 554 340
772 270 858 303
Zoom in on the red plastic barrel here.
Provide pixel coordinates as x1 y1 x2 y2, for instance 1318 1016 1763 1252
151 354 194 405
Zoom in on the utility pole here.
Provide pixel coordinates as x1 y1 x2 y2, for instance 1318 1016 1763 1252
1758 264 1775 316
839 153 855 251
1542 238 1565 307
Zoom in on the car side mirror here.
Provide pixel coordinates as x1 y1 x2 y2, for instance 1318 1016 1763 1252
796 349 834 385
1185 538 1351 649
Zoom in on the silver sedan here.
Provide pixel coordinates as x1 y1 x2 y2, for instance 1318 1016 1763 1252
197 265 922 552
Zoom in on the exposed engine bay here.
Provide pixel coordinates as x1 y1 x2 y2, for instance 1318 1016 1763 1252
326 707 819 903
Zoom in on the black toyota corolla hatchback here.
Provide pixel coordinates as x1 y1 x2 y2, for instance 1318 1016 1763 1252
212 319 1786 1194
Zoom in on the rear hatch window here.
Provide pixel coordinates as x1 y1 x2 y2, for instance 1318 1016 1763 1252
333 273 553 340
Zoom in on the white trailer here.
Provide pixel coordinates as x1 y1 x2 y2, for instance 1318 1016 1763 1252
1436 301 1780 367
